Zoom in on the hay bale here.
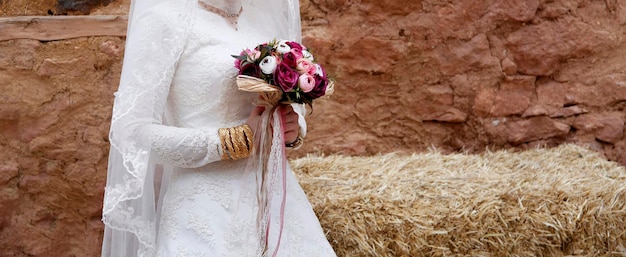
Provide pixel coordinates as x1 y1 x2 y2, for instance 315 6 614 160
291 144 626 256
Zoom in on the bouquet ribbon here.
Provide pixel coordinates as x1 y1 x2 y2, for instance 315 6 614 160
236 75 289 256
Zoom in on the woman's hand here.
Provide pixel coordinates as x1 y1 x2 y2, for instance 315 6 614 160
246 104 300 144
279 105 300 144
246 106 266 136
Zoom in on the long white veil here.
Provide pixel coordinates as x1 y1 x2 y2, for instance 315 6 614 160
101 0 301 256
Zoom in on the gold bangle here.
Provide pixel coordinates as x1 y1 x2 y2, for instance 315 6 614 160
233 125 253 153
229 127 247 160
241 124 254 152
219 124 255 160
218 127 231 160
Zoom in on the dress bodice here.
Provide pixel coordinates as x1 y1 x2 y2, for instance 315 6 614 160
165 7 267 128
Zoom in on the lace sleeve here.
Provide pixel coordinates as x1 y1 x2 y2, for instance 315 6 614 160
112 5 223 169
137 125 223 168
103 1 200 256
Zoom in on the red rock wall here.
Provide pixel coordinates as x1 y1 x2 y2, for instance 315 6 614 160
299 0 626 164
0 0 625 256
0 37 123 256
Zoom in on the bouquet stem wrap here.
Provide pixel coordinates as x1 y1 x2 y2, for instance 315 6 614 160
237 75 290 256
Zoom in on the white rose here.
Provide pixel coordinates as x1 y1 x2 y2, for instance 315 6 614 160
259 56 278 74
275 40 291 54
314 64 324 77
302 50 314 62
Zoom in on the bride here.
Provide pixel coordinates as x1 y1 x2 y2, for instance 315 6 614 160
100 0 337 256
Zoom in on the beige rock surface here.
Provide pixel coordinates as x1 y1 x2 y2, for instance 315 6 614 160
0 0 625 256
0 36 121 256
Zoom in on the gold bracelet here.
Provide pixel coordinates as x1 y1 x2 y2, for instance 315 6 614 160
229 127 247 160
235 124 254 153
219 124 254 160
241 124 254 152
218 127 232 160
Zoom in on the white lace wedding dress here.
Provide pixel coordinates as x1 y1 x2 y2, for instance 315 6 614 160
123 3 336 257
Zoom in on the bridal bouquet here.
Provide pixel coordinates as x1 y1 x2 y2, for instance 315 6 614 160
232 40 334 255
232 39 334 106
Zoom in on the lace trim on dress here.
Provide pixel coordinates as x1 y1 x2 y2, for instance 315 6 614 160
102 0 197 255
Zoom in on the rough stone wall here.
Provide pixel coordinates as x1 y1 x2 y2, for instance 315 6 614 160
0 36 124 257
299 0 626 165
1 1 125 255
0 0 625 256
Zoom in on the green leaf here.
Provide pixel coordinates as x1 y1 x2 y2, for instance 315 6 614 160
231 54 247 61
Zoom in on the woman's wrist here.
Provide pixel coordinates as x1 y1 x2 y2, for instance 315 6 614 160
285 132 304 149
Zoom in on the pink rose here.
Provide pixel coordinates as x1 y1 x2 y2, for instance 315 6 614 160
298 74 315 93
296 58 314 75
234 49 253 69
306 64 317 75
274 62 299 92
246 49 261 62
307 66 329 98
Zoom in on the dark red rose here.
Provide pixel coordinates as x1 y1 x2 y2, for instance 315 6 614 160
274 62 299 92
239 62 261 77
282 51 299 68
285 41 304 51
308 73 329 99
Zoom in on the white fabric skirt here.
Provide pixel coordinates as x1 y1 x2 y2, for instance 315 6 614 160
154 160 336 257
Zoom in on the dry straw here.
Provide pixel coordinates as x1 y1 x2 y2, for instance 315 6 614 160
291 144 626 256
